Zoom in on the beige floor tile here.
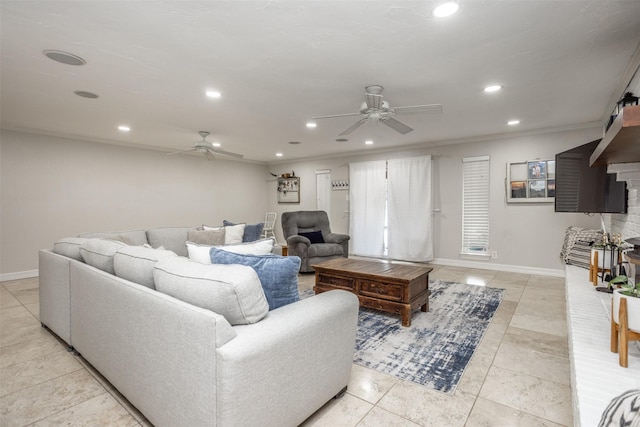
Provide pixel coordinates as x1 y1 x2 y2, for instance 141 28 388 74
0 369 106 426
0 333 64 369
509 313 568 338
490 282 525 302
357 406 421 427
0 350 82 397
377 381 476 427
0 313 51 348
491 300 517 325
0 287 21 310
24 302 40 320
456 346 494 396
503 326 569 358
10 287 39 305
479 366 572 426
494 271 531 282
31 392 139 427
466 397 567 427
2 278 39 293
300 393 372 427
492 335 570 386
429 270 464 282
347 364 398 404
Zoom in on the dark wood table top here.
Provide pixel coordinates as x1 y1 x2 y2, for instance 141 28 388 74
313 258 432 282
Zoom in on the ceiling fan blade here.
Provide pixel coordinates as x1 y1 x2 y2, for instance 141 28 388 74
166 148 198 156
211 148 244 159
339 118 367 136
382 117 414 134
392 104 443 114
311 112 362 120
365 93 383 110
205 150 216 161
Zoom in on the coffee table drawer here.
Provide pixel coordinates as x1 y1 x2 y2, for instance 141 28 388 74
317 273 355 290
359 280 403 302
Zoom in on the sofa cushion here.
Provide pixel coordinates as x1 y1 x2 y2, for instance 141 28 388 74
147 227 196 257
308 243 343 258
188 229 225 246
223 220 264 242
53 237 91 261
113 246 178 289
79 239 128 274
186 241 216 264
299 230 325 244
217 238 275 256
78 230 148 246
210 248 300 310
154 258 269 325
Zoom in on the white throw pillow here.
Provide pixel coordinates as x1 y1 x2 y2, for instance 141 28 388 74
217 238 275 256
186 241 214 264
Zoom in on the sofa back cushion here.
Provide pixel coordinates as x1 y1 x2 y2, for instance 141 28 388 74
79 239 128 274
146 227 197 257
53 237 91 261
210 248 300 310
113 246 178 289
154 258 269 325
78 230 148 246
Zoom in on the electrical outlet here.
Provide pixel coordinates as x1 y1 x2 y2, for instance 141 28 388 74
491 251 498 259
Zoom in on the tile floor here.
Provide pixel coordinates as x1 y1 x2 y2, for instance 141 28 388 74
0 265 573 426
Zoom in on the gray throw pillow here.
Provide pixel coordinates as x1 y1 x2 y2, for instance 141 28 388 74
188 229 226 246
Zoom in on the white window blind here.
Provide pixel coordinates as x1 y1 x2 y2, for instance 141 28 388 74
462 155 490 255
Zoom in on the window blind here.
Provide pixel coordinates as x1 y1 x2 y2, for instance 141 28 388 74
462 155 490 255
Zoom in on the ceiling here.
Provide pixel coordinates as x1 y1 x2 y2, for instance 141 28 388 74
2 1 640 164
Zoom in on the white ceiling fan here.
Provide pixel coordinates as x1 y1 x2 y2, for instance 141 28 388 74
312 85 443 136
167 131 243 160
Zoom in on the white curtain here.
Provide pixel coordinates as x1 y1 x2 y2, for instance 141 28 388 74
349 160 387 257
387 156 433 261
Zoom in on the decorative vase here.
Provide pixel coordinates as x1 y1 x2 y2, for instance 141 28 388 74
613 289 640 332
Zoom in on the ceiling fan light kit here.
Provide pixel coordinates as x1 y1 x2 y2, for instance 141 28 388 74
312 85 442 136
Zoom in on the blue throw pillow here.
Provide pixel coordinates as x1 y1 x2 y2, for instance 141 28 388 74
210 247 301 310
223 220 264 242
299 230 324 244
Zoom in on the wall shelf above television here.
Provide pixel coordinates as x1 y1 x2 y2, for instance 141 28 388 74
590 105 640 167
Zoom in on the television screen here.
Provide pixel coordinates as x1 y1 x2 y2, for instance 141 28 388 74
555 139 627 213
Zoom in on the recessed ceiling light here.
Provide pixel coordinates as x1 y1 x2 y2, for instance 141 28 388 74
43 50 86 66
74 90 99 99
206 90 221 98
365 140 374 145
306 122 317 128
507 119 520 126
118 125 130 132
484 85 502 93
336 138 348 142
276 153 284 157
433 1 459 17
212 142 221 147
288 141 301 145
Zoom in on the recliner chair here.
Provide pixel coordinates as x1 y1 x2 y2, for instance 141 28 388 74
281 210 350 272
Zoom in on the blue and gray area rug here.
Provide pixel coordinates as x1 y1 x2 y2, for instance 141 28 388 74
303 280 504 394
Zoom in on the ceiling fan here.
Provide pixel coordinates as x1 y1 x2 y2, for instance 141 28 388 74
167 131 243 160
312 85 442 136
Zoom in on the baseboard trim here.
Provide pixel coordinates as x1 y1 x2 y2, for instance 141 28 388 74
431 258 564 278
0 270 39 282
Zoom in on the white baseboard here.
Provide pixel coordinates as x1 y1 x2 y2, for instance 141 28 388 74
431 258 564 278
0 270 39 282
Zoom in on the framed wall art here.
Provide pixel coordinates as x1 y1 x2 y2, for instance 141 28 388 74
506 160 555 203
277 177 300 203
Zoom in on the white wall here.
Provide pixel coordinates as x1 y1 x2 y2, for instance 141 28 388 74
268 127 603 274
0 130 269 277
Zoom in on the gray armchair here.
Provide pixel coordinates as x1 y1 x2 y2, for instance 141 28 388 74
281 210 350 272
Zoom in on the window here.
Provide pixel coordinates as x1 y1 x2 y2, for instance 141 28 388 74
462 156 490 256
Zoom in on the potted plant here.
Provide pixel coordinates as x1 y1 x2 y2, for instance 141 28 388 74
612 277 640 333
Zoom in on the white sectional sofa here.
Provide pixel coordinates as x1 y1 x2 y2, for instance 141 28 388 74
39 226 359 427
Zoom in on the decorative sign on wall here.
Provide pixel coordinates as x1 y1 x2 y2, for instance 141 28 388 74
277 177 300 203
331 180 349 190
506 160 555 203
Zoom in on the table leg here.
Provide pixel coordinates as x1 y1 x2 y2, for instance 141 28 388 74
401 307 411 327
420 302 428 312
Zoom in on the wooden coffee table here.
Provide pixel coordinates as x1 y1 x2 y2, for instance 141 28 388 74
312 258 432 327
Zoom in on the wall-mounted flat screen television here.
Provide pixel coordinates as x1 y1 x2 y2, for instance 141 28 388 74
554 139 627 213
